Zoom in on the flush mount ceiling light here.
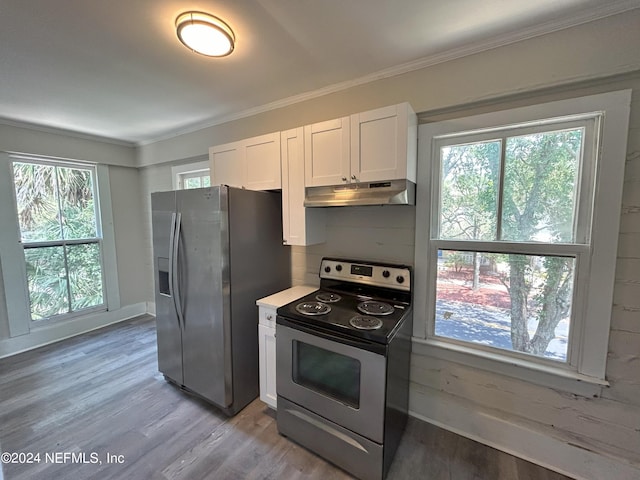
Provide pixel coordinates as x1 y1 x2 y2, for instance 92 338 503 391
175 11 235 57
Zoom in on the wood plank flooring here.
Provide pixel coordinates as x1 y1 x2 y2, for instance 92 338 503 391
0 316 573 480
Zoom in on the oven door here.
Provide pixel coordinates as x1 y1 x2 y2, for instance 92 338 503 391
276 322 386 443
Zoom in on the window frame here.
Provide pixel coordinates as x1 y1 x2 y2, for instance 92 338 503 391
413 91 631 394
8 154 110 325
171 160 211 190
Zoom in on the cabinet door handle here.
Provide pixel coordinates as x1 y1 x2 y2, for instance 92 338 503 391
342 177 347 182
266 314 273 320
351 174 357 181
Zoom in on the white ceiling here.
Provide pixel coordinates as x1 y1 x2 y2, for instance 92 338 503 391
1 0 638 145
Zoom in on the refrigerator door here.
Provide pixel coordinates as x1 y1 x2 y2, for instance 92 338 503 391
175 187 232 407
152 191 183 385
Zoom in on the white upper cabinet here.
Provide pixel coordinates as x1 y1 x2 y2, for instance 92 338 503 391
209 132 281 190
304 103 417 187
304 117 351 187
210 142 243 188
281 127 325 246
351 103 417 183
245 133 282 190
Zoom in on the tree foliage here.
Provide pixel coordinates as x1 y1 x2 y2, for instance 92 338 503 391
13 162 104 320
440 128 582 358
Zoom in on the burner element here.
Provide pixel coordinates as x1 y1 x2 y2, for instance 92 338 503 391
315 292 342 303
349 315 383 330
295 302 331 316
357 301 394 316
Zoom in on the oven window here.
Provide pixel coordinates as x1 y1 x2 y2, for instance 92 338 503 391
292 341 361 408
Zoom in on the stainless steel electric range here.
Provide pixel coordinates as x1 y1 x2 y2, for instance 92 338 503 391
276 257 412 480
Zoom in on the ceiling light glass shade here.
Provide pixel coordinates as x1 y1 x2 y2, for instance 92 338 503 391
176 12 235 57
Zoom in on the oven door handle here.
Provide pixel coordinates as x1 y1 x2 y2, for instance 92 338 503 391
277 316 387 355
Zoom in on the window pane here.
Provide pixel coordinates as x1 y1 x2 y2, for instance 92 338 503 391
435 250 574 362
501 129 582 242
202 175 211 187
184 177 201 189
24 246 69 320
57 166 97 239
67 243 104 310
439 141 501 240
13 162 62 241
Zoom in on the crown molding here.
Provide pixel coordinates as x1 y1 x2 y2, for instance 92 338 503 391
140 0 640 146
3 1 637 147
0 117 137 148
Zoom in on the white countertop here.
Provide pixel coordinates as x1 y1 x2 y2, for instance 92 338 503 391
256 285 317 309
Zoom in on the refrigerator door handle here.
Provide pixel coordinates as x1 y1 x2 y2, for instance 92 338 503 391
167 213 180 327
172 212 185 328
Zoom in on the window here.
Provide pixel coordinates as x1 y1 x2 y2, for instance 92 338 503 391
180 170 211 189
414 91 631 389
11 158 105 321
171 160 211 190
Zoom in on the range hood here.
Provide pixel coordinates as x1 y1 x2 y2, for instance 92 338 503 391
304 179 415 207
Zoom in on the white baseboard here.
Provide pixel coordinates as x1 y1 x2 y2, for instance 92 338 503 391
409 386 640 480
146 301 156 316
0 302 148 359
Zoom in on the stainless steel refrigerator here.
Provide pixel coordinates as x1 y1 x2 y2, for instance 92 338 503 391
151 186 290 416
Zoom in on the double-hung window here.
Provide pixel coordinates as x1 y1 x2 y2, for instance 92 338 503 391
11 157 105 321
414 91 631 389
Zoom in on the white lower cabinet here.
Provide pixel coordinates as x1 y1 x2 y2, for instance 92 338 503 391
258 320 277 409
256 286 317 410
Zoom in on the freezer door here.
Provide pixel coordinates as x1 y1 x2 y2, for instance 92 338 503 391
176 187 232 407
151 191 183 385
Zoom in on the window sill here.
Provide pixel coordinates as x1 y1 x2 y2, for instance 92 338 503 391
411 336 608 398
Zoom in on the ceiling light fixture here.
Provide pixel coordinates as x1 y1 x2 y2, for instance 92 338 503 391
175 11 235 57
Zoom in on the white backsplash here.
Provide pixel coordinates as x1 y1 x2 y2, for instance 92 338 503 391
290 204 416 286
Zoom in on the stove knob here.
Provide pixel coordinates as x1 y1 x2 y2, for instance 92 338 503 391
336 264 342 272
324 266 331 273
382 270 390 278
396 275 405 284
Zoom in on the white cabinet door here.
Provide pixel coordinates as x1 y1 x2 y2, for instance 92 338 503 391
245 132 281 191
210 132 282 190
209 142 244 188
258 323 277 409
304 117 351 187
351 103 417 183
281 128 325 246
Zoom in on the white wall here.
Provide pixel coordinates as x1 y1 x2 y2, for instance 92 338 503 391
134 11 640 478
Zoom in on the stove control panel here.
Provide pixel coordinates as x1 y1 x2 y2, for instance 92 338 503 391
320 258 411 291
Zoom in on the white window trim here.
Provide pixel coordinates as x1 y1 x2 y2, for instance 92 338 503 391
413 90 631 395
171 160 210 190
0 152 120 333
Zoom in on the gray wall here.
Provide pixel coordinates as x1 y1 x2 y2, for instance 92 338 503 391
137 163 173 304
107 165 148 307
0 124 145 350
0 123 135 166
135 10 640 475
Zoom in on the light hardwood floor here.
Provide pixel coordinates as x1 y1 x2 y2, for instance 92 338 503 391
0 316 572 480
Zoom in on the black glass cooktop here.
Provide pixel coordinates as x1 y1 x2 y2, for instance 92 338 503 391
276 288 411 344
